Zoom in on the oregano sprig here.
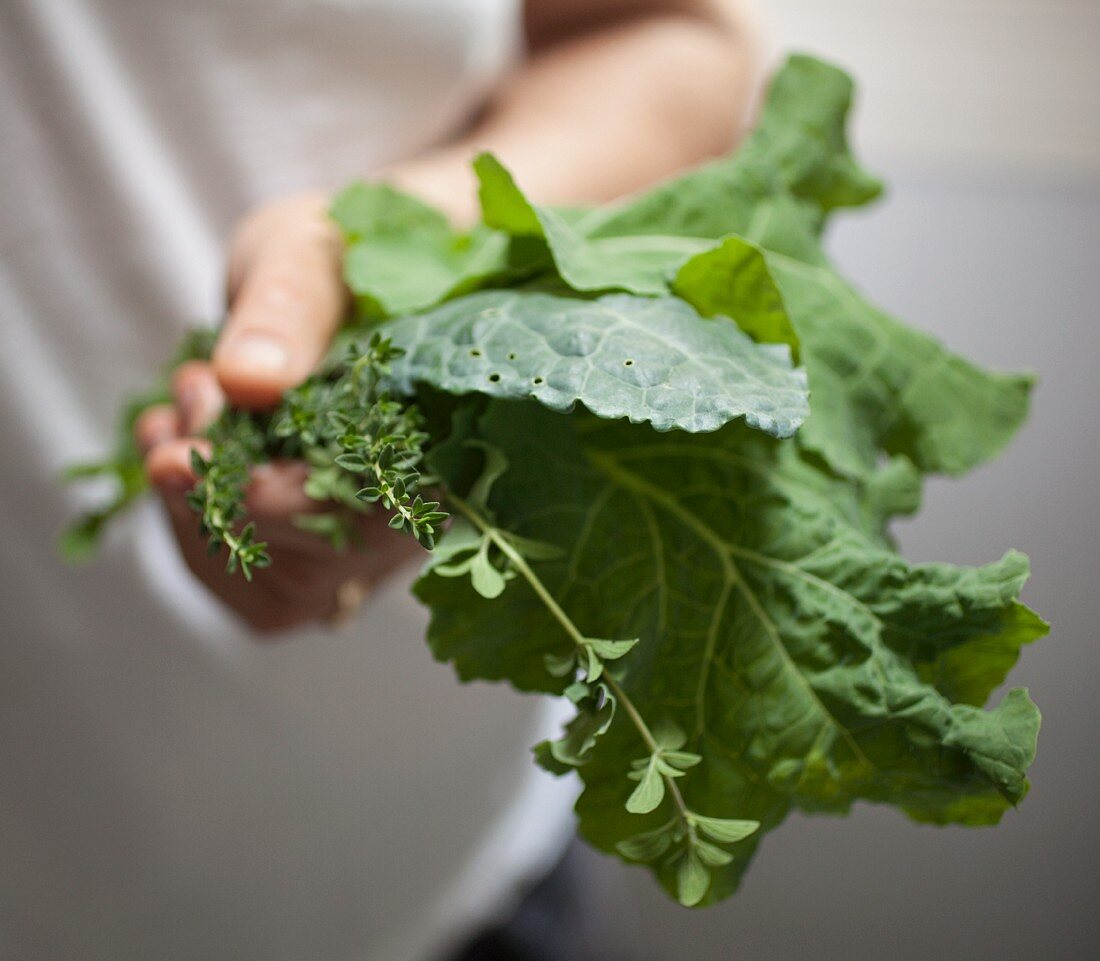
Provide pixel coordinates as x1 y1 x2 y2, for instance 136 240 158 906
444 486 760 906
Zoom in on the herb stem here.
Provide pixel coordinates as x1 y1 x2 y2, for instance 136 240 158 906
448 490 694 830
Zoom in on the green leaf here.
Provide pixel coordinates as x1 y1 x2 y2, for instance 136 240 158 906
676 850 711 908
578 54 882 247
387 290 808 437
417 402 1046 903
543 651 577 678
661 750 702 770
427 518 482 567
584 645 607 683
626 756 666 814
468 541 506 599
482 59 1028 481
671 235 799 355
744 52 885 214
470 57 1031 481
332 181 510 319
476 152 710 295
691 815 760 844
541 683 617 768
763 253 1035 479
584 637 640 661
616 823 675 862
693 839 734 868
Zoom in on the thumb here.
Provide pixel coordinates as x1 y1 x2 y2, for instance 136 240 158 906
213 209 348 409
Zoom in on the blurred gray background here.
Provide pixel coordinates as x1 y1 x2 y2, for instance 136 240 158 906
584 1 1100 958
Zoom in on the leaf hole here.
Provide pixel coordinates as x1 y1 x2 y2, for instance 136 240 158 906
532 376 545 386
507 352 517 361
469 348 482 358
488 372 501 383
624 359 634 367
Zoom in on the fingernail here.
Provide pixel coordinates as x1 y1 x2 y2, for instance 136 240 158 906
223 333 289 374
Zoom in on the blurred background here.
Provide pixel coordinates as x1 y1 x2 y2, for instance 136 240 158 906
583 1 1100 958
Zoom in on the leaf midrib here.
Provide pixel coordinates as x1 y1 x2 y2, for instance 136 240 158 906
587 448 878 777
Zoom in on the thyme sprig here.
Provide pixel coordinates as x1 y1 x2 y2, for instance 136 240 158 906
273 332 447 549
187 412 270 579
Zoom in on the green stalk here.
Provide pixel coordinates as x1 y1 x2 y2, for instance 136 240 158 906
447 490 695 834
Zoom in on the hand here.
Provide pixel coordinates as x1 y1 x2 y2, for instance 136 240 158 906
136 194 421 634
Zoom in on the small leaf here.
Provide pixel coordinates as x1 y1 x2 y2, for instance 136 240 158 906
616 824 675 863
676 850 711 908
433 556 474 577
562 681 591 704
692 839 734 868
653 757 688 779
691 815 760 844
469 542 506 599
532 740 574 777
427 519 481 568
334 453 368 472
626 756 666 814
661 750 703 770
583 645 604 683
547 684 616 767
584 637 640 661
543 651 577 678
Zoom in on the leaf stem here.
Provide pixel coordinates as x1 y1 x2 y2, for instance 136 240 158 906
447 490 694 832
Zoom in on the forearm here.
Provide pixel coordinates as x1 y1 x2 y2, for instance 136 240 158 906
386 5 762 223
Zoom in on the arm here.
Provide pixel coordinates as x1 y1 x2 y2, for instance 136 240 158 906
392 0 764 221
141 0 764 632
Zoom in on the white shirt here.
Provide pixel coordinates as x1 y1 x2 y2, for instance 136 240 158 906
0 2 575 959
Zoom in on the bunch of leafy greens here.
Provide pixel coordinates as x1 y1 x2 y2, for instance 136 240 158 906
67 55 1047 908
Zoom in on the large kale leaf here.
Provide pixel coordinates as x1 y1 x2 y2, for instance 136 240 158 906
385 290 808 436
416 402 1046 905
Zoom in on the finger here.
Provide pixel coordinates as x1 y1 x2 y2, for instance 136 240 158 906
244 460 319 519
134 404 180 457
158 492 307 634
145 437 212 493
171 361 225 435
213 219 347 409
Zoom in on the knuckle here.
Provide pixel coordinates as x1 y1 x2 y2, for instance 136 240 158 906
133 404 178 450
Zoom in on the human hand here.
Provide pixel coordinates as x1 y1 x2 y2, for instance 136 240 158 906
136 194 421 633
